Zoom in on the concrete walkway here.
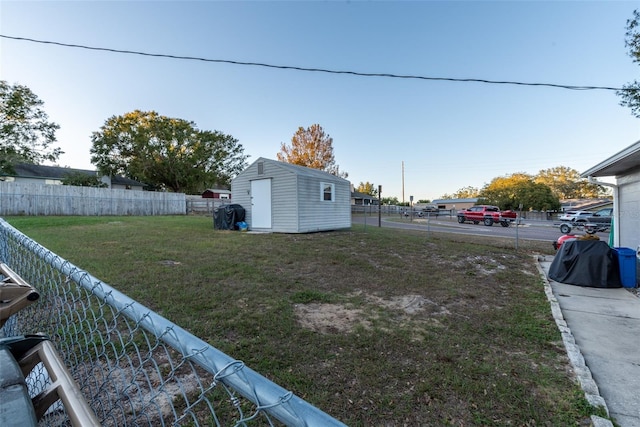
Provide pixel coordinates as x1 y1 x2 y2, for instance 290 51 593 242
537 256 640 427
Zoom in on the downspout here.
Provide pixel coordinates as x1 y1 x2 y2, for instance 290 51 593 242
588 176 619 247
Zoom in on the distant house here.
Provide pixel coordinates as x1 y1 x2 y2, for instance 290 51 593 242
231 157 351 233
202 188 231 199
431 198 479 211
351 190 377 206
581 140 640 249
1 164 145 190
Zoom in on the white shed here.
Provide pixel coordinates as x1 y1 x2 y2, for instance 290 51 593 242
581 139 640 249
231 157 352 233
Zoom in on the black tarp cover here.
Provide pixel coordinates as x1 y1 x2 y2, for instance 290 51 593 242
213 204 246 230
548 240 622 288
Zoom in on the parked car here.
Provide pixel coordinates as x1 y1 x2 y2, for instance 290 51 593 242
578 208 613 225
456 205 517 227
419 206 439 216
558 210 592 222
558 208 613 234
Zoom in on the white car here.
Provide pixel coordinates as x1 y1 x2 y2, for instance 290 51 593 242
558 210 592 222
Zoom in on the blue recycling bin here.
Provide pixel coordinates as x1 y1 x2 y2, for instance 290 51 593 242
614 247 637 288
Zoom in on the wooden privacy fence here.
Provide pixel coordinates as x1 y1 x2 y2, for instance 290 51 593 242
0 183 186 216
185 196 230 215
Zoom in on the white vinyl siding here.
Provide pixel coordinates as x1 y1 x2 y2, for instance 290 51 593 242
617 173 640 249
298 176 350 232
231 158 351 233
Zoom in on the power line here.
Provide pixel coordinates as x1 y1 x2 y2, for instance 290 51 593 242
0 34 631 92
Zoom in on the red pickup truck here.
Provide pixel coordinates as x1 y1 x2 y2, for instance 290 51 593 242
456 205 517 227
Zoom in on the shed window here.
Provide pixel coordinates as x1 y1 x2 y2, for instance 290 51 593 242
257 162 264 175
321 182 334 201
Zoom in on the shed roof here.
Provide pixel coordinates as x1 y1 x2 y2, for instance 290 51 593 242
581 140 640 177
250 157 350 183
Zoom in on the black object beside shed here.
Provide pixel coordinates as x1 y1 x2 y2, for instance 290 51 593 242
213 204 246 230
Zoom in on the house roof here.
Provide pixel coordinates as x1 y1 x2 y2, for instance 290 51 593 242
352 191 376 199
5 164 145 187
581 140 640 178
560 198 613 211
250 157 351 184
432 198 479 204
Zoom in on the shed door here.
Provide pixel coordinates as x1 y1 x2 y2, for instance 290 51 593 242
251 179 272 229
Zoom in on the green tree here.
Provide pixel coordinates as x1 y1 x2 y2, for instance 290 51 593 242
479 173 560 211
356 181 378 197
0 80 62 173
90 110 248 193
439 186 479 200
535 166 607 199
618 10 640 117
453 186 479 199
277 124 348 178
61 171 108 188
381 196 399 205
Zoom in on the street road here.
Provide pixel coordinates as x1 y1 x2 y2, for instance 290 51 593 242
353 214 611 243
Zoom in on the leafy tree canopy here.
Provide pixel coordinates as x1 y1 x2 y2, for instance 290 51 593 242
356 181 378 197
439 186 480 200
61 171 108 188
0 80 62 174
534 166 609 199
381 196 399 205
90 110 248 193
478 173 560 211
618 9 640 117
277 124 348 178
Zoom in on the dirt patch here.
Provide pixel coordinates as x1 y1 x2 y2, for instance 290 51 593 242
294 303 369 333
365 294 450 316
293 253 516 334
294 293 451 334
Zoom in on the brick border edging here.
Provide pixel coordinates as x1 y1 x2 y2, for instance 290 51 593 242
534 255 613 427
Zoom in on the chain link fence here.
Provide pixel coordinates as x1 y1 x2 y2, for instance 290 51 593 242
0 218 345 427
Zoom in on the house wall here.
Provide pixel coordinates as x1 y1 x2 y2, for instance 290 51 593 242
202 190 231 199
434 201 476 211
7 174 144 191
111 184 144 191
617 171 640 250
7 176 62 185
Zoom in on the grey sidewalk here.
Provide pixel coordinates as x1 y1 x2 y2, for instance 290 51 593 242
538 256 640 427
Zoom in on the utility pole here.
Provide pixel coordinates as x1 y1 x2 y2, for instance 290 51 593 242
401 161 405 205
378 185 382 227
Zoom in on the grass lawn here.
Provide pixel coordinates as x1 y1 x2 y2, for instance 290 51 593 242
4 215 604 426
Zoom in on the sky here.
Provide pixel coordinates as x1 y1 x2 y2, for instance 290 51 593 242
1 0 639 201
